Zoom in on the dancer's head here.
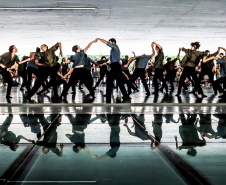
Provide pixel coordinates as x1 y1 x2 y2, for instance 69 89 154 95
109 38 116 44
167 57 172 62
190 42 200 50
125 55 129 60
101 56 107 60
9 45 17 53
204 50 210 56
219 53 224 59
155 45 160 53
72 45 81 53
41 44 48 51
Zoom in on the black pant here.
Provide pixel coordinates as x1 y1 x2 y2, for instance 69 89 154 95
61 68 94 96
177 67 202 95
27 66 58 98
153 68 167 92
27 66 47 92
0 67 13 96
106 62 128 98
18 70 28 90
94 68 108 88
213 77 226 94
123 70 138 89
166 69 176 90
193 67 214 94
129 68 150 94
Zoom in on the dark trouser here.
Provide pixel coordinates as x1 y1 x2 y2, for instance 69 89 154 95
193 67 214 94
18 70 28 89
0 67 13 96
177 67 202 95
166 69 176 90
123 70 138 89
106 62 128 98
120 71 137 94
153 68 167 93
27 66 38 92
212 77 226 94
27 66 58 98
94 68 108 88
61 68 94 96
129 68 150 94
27 66 47 92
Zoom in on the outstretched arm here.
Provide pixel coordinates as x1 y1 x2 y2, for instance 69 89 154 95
124 57 135 68
202 56 218 63
18 57 32 64
95 38 108 45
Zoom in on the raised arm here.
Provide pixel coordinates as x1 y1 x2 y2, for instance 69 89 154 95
153 42 162 49
84 40 96 52
58 42 63 56
151 42 155 58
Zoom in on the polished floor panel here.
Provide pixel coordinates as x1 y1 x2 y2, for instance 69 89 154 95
0 85 223 104
11 144 187 185
1 112 226 185
169 143 226 185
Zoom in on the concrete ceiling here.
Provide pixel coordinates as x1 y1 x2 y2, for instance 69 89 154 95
0 0 225 56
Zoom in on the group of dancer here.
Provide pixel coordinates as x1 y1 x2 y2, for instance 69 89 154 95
0 38 226 102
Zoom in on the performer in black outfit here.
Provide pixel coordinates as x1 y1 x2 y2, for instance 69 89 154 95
93 56 108 90
0 45 31 99
18 56 29 91
165 50 180 91
94 38 130 102
192 47 220 96
25 42 62 101
175 42 205 97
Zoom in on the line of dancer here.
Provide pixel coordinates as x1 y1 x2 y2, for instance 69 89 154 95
0 40 226 103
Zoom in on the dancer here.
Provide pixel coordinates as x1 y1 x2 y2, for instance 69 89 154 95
165 49 180 91
60 40 96 99
25 42 62 101
124 42 155 96
0 45 31 99
151 42 168 94
94 38 130 101
93 56 109 90
192 47 221 96
175 42 205 97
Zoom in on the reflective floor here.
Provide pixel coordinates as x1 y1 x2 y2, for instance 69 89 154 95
0 84 224 104
1 85 226 184
1 111 226 185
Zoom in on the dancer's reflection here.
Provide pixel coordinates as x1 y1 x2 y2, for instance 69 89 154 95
175 114 206 156
196 114 216 139
213 113 226 139
65 102 97 157
124 114 155 143
36 115 63 156
97 114 121 159
0 113 34 151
